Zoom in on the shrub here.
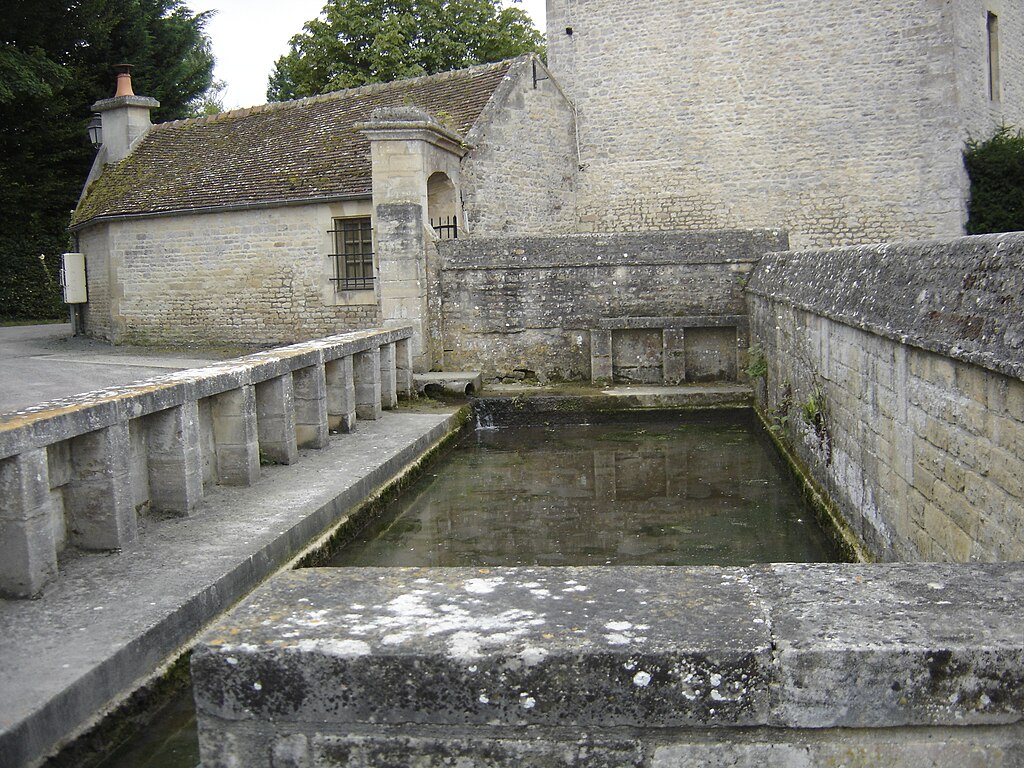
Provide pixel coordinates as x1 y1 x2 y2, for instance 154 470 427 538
964 125 1024 235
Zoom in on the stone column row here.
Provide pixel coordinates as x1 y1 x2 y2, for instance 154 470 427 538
0 338 412 599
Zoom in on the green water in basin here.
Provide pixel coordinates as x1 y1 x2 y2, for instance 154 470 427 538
325 411 840 567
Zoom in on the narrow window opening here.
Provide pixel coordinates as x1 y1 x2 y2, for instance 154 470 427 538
987 11 1001 102
328 217 374 291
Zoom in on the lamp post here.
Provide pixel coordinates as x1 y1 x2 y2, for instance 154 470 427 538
87 114 102 147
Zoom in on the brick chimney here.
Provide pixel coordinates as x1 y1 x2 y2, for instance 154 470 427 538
91 64 160 164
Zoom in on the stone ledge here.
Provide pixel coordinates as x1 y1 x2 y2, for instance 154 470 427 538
193 562 1024 767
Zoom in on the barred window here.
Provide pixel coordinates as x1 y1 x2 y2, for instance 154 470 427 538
329 217 374 290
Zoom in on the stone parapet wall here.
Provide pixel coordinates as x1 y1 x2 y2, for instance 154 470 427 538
192 564 1024 767
0 327 413 599
747 233 1024 561
439 230 786 382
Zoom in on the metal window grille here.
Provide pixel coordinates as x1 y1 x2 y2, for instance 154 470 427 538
430 215 459 240
329 218 374 290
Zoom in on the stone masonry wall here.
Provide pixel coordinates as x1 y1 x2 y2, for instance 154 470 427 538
439 230 787 382
746 233 1024 562
546 0 1024 248
461 58 577 237
82 203 381 346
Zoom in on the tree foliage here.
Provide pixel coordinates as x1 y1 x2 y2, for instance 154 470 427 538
267 0 544 101
0 0 215 321
964 125 1024 235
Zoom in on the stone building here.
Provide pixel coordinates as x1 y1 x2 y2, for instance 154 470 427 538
545 0 1024 248
71 55 576 367
71 3 1023 358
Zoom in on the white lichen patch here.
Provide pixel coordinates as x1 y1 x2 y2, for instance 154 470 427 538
464 577 505 595
291 609 331 628
295 638 372 658
519 646 550 666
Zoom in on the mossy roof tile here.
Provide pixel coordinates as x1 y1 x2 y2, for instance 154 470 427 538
72 58 516 228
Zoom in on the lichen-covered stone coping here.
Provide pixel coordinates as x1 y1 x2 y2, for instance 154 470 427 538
441 230 789 269
193 563 1024 738
746 232 1024 381
0 326 412 460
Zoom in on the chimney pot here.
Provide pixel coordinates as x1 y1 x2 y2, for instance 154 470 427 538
113 63 135 97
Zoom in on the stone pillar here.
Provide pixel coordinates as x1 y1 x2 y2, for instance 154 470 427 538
380 343 398 410
591 330 613 384
326 356 357 433
353 348 382 421
256 375 298 465
359 107 470 372
211 385 260 486
66 423 136 550
293 365 329 449
146 401 204 515
0 449 59 598
395 337 414 399
664 329 687 385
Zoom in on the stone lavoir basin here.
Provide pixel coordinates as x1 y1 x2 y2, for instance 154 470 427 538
95 406 843 768
324 409 842 568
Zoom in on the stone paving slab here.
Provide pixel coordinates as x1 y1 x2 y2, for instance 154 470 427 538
0 407 461 768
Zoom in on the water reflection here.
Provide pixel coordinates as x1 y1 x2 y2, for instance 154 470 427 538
327 413 839 567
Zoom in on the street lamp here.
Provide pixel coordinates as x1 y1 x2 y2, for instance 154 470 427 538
87 114 102 147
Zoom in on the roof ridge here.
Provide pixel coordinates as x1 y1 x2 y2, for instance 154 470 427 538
157 56 527 131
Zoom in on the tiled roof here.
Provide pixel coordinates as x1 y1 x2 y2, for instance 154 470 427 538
71 58 518 228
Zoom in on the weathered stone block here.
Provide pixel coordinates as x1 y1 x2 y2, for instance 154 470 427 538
325 356 356 433
352 349 382 421
145 400 204 515
211 385 260 486
0 449 58 598
293 365 329 450
379 343 397 410
65 423 136 550
256 375 298 465
766 563 1024 727
193 567 774 767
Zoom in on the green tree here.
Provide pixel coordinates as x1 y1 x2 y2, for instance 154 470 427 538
964 125 1024 235
267 0 543 101
0 0 215 321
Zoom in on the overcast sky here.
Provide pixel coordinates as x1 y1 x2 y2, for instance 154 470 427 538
198 0 547 110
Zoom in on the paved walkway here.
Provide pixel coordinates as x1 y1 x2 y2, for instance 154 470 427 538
0 324 230 414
